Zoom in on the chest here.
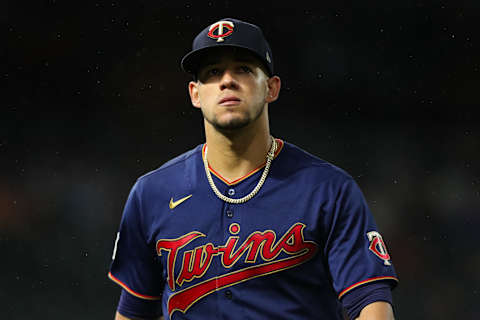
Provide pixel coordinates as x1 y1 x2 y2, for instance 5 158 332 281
143 167 341 319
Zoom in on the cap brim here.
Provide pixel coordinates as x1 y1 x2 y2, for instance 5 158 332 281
181 44 272 76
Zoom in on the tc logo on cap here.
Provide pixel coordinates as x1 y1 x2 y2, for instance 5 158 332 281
207 20 234 42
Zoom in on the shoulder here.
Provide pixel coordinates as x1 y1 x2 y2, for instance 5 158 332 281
278 140 353 184
134 144 203 190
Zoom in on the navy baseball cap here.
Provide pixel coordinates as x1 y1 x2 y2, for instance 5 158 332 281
181 18 274 76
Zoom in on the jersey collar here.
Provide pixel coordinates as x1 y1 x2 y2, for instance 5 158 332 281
201 138 284 186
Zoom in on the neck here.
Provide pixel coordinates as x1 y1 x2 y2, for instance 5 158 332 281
204 115 271 182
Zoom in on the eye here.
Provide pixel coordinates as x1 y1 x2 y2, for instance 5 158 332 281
208 68 220 76
240 65 252 73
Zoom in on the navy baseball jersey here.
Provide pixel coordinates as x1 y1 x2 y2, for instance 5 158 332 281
108 139 398 319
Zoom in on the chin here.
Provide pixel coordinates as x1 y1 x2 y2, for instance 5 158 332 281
211 116 251 131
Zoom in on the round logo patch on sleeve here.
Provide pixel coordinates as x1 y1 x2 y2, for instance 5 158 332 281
366 231 392 266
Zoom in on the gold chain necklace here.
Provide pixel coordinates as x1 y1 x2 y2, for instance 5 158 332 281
203 137 277 204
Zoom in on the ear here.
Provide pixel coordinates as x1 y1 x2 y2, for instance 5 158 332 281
188 81 201 108
265 76 281 103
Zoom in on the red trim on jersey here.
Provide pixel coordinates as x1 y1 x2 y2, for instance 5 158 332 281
202 139 284 186
108 271 162 301
338 276 399 299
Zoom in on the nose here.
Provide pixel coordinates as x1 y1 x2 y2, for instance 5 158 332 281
219 69 239 90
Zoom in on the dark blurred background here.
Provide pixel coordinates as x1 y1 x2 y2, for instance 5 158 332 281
3 1 479 319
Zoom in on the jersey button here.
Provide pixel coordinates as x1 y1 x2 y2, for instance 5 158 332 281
224 290 233 299
226 210 233 218
228 188 235 196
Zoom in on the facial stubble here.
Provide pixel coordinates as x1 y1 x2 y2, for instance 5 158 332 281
202 101 266 132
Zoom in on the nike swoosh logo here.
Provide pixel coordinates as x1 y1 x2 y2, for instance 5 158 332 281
169 194 193 209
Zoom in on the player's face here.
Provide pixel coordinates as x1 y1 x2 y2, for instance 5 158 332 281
189 48 279 132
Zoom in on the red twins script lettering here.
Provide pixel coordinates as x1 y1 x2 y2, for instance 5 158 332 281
156 222 318 316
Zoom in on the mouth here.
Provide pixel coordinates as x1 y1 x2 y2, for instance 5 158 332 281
218 96 241 106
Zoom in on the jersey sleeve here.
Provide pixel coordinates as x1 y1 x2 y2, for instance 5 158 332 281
324 177 398 299
108 181 164 301
117 289 163 319
341 281 393 319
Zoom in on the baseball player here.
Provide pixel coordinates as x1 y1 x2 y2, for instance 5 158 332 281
108 18 398 320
